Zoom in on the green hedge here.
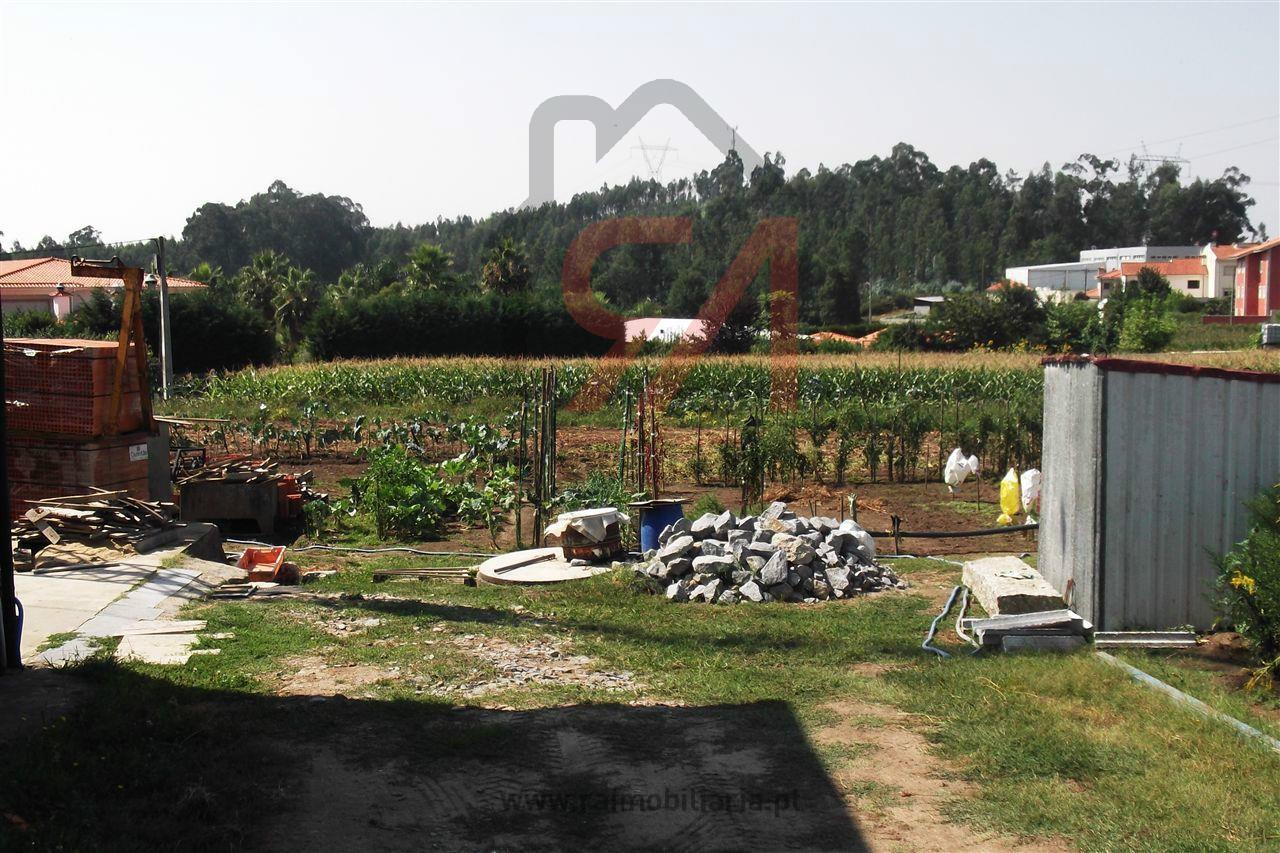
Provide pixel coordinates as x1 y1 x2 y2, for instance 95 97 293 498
306 289 616 359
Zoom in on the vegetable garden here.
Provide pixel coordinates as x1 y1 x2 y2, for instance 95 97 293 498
165 350 1278 545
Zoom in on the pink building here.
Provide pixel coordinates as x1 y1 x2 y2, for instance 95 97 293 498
1230 237 1280 320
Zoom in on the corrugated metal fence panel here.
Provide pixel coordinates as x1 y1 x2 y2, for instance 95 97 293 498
1101 370 1280 629
1039 363 1105 624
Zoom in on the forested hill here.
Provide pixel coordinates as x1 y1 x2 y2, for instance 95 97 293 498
3 143 1260 328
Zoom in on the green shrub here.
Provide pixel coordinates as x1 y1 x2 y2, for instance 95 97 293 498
879 285 1047 351
558 471 634 512
1215 485 1280 687
1117 299 1177 352
2 310 61 338
59 288 274 373
687 493 726 519
347 444 518 543
349 446 455 539
1044 300 1100 353
1164 291 1203 314
160 289 275 373
306 288 614 359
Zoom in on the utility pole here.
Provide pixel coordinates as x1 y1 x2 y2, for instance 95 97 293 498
632 138 677 182
154 237 174 399
0 317 18 671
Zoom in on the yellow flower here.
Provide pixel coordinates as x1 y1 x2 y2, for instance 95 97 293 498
1231 572 1257 595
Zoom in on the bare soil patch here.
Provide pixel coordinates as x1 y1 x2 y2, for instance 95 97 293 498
448 633 638 698
816 699 1071 852
274 655 395 698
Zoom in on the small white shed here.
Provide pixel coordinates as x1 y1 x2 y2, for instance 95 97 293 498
912 296 945 316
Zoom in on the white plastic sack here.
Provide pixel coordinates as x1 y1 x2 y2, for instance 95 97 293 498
1020 469 1042 520
543 507 629 543
944 448 978 493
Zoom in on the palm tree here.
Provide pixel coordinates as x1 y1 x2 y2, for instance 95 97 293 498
403 243 457 291
273 267 319 351
188 262 225 287
481 237 532 295
236 251 290 318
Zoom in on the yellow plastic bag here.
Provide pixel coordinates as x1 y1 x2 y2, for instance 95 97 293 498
997 468 1021 526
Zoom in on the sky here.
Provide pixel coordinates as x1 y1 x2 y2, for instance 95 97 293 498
1 1 1277 251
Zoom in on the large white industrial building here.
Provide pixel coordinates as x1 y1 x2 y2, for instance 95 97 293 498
1004 244 1217 301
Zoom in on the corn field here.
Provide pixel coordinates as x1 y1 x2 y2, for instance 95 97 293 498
180 353 1047 412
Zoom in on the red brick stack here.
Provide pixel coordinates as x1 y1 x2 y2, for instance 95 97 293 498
5 338 154 512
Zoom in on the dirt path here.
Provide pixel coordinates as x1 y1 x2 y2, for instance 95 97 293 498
815 696 1070 852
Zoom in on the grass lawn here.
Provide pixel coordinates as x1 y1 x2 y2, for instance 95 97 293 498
3 555 1278 851
1165 314 1259 351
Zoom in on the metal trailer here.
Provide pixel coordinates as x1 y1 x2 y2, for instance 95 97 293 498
1039 356 1280 630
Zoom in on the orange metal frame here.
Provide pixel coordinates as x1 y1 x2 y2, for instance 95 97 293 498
69 256 154 434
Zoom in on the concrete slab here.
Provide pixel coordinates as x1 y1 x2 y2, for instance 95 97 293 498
116 633 200 665
962 556 1064 616
40 638 97 667
121 620 208 635
15 564 155 659
18 547 243 665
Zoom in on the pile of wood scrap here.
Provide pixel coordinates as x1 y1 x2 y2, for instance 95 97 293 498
176 456 280 485
13 489 180 567
372 567 476 585
177 456 327 504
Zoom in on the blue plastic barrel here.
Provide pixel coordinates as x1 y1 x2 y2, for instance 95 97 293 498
632 499 687 552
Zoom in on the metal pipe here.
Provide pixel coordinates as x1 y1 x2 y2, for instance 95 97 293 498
923 585 964 658
1096 652 1280 755
865 522 1040 539
0 314 14 671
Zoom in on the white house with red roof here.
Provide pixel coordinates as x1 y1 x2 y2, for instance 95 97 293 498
1201 243 1249 301
0 257 205 318
1097 257 1210 297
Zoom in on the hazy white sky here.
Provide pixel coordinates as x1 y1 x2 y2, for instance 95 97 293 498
2 1 1277 249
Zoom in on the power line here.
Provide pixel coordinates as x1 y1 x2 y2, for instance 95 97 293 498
1102 114 1280 156
1185 136 1280 161
0 236 160 259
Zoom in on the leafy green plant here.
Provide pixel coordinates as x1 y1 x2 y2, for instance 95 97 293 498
346 445 516 541
1118 298 1177 353
687 493 726 518
557 471 635 513
350 446 456 539
1215 485 1280 689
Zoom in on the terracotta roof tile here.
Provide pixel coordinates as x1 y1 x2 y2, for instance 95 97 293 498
1227 236 1280 258
0 257 205 292
1117 259 1206 277
1211 243 1255 259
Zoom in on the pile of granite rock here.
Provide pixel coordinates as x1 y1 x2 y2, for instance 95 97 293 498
634 501 907 604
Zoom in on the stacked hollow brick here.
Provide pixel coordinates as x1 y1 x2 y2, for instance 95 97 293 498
6 338 152 514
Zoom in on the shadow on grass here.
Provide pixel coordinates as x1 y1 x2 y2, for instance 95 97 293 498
0 662 870 853
305 590 933 661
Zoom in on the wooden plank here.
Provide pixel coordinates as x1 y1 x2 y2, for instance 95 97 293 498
21 491 128 505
